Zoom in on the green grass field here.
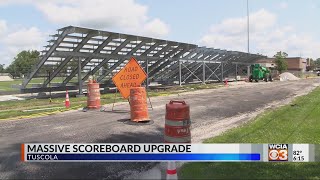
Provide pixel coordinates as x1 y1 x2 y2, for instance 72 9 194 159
0 93 113 119
0 77 78 92
0 78 54 91
180 87 320 179
0 92 122 119
0 79 22 91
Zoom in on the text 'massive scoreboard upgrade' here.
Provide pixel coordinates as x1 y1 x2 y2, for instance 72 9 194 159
22 143 318 162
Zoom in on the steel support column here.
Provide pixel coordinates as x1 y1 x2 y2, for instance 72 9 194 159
221 63 224 81
235 63 238 80
78 58 83 95
202 61 206 84
179 60 182 86
146 58 149 89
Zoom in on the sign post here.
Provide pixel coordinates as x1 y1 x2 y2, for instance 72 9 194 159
111 57 152 111
112 57 147 99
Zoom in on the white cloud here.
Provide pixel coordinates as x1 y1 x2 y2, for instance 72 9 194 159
209 9 276 37
0 0 170 37
0 0 170 65
0 26 46 65
0 20 7 36
33 0 169 37
200 9 320 59
142 18 170 38
3 27 45 48
279 2 288 9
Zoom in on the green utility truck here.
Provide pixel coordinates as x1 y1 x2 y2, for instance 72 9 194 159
249 64 273 82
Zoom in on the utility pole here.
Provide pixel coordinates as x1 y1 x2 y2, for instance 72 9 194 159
247 0 250 79
247 0 250 54
47 70 52 103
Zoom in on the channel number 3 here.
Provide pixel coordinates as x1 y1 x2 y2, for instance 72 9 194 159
269 149 288 161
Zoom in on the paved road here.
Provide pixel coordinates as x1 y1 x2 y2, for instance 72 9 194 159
0 79 319 179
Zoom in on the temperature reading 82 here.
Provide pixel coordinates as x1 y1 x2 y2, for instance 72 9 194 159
293 150 302 155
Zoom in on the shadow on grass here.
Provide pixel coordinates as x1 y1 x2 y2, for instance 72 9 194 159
0 127 163 179
179 162 320 179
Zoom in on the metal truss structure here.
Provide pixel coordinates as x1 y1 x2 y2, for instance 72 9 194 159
21 26 265 93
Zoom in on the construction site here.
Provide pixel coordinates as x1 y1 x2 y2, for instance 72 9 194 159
1 2 320 179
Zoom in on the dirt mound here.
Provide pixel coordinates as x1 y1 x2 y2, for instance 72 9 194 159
279 72 300 81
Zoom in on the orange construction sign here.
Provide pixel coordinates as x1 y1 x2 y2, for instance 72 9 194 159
112 57 147 99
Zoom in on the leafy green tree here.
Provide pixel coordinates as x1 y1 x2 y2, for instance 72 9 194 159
6 50 40 77
101 62 109 75
274 51 288 73
5 64 17 77
315 58 320 67
306 58 315 71
69 59 79 71
0 64 5 73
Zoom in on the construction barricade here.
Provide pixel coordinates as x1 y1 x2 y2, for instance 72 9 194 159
164 100 191 143
129 87 150 122
87 80 101 109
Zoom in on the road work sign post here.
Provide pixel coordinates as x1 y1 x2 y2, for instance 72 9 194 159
112 57 147 99
111 57 152 113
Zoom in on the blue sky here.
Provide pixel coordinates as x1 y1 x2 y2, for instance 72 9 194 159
0 0 319 66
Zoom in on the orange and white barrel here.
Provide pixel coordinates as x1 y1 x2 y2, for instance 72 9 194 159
87 80 101 109
165 100 191 143
129 87 150 122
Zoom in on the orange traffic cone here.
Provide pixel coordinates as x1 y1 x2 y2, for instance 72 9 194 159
65 89 70 108
166 161 177 180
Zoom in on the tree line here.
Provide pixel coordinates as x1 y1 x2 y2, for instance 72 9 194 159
0 50 40 78
274 51 320 73
0 50 108 78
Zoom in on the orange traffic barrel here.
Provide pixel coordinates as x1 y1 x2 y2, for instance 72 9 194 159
129 87 150 122
87 80 101 109
165 100 191 143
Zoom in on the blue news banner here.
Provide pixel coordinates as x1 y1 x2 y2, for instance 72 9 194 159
21 143 316 162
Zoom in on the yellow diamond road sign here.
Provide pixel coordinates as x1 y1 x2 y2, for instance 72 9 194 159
112 57 147 99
